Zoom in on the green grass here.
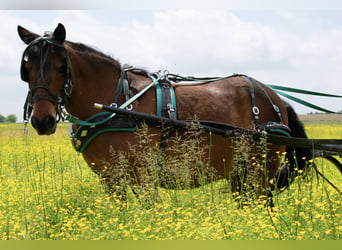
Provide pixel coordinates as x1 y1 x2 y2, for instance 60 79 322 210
0 123 341 240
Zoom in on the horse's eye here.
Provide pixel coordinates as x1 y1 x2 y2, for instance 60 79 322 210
58 65 66 74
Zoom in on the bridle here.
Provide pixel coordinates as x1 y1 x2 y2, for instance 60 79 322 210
20 36 72 125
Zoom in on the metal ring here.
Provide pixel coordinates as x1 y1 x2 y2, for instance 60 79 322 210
273 105 280 112
163 69 170 79
252 106 260 115
126 104 133 111
124 65 135 71
57 97 62 104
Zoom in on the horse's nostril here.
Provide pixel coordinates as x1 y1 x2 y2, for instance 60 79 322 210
31 116 39 130
43 115 56 127
31 115 57 135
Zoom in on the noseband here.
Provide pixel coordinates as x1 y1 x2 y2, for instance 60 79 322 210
21 36 72 124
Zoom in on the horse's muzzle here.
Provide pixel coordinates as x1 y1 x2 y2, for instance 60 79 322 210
31 115 57 135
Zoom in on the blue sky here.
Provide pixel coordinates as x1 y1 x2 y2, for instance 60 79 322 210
2 1 342 120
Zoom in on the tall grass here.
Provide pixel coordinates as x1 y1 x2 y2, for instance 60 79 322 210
0 123 341 240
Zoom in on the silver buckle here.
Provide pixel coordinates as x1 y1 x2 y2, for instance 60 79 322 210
252 106 260 115
126 104 133 111
110 103 118 108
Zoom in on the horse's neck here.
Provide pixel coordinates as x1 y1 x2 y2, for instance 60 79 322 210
66 51 121 120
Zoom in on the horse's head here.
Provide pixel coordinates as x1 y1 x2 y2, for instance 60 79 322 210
18 23 72 135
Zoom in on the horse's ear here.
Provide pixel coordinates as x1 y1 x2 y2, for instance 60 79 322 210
17 25 39 45
52 23 66 44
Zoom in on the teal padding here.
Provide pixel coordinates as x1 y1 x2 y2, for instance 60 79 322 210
78 127 137 153
170 85 177 119
154 80 162 117
150 75 177 119
269 128 291 138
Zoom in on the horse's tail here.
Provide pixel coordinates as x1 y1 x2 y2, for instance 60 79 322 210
274 101 313 190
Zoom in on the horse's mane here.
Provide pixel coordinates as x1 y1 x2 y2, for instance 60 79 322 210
65 41 150 77
66 41 122 70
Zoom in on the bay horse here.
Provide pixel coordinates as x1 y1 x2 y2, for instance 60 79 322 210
17 23 312 202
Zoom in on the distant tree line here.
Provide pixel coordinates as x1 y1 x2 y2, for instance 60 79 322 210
0 114 17 123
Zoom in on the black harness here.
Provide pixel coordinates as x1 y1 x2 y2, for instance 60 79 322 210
239 74 291 137
20 36 72 124
69 68 178 153
19 36 290 151
70 69 291 153
70 113 138 152
70 67 137 152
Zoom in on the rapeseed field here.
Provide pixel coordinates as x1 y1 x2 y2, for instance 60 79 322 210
0 122 341 240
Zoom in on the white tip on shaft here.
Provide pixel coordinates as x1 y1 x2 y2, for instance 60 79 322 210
94 103 103 109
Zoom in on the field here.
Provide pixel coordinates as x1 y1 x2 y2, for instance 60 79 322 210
0 118 342 240
298 114 342 124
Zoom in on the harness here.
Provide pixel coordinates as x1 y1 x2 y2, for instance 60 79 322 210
238 74 291 137
19 37 290 151
19 35 290 151
69 70 290 153
69 68 177 152
20 36 72 126
19 35 342 150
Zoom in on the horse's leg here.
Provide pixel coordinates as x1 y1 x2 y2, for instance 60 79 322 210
229 139 259 207
229 135 284 208
273 102 313 191
99 159 161 209
98 172 132 209
229 134 265 197
261 146 286 208
131 184 161 209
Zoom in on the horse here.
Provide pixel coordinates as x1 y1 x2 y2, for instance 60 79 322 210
17 23 312 202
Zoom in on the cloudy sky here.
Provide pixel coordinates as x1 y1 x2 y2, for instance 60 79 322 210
2 0 342 121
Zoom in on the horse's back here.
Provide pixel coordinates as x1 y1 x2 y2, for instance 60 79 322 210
173 76 287 129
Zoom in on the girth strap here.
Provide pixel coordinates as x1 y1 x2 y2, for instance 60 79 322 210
154 76 177 120
152 74 178 168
